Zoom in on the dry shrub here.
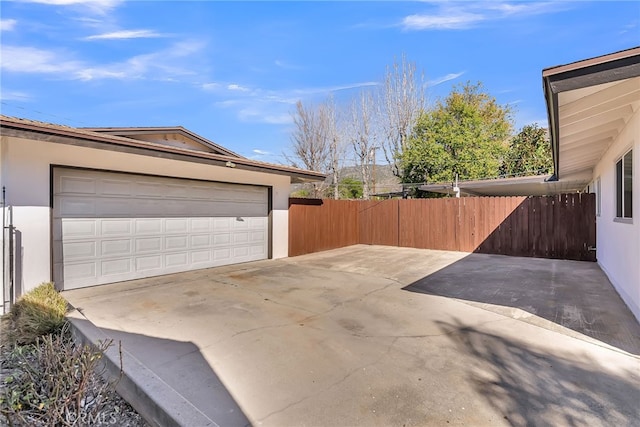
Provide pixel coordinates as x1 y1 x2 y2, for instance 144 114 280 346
5 282 68 345
1 324 115 426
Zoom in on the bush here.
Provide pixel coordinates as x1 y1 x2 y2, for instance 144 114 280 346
4 283 68 345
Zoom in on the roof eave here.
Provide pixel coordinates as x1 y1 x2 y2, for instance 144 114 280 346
542 46 640 181
0 119 326 183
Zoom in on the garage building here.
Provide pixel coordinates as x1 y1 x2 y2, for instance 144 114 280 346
0 116 324 309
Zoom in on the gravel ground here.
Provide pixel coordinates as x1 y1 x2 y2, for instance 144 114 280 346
0 321 149 427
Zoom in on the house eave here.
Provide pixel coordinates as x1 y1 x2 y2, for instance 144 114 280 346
543 46 640 181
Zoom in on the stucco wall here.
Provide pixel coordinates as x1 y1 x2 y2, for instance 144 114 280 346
1 136 291 296
592 108 639 322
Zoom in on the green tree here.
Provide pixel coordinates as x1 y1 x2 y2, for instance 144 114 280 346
400 82 514 185
501 124 552 177
337 177 363 199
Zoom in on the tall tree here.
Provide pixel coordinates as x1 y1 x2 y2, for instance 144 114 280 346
501 124 553 177
400 82 514 186
321 96 346 200
379 54 426 178
349 91 377 200
287 100 329 172
287 99 346 198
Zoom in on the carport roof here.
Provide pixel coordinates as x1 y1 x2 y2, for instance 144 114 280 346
419 174 584 197
0 115 326 183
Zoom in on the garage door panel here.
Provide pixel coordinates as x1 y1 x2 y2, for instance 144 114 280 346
102 240 132 257
101 179 132 196
136 255 163 271
61 219 97 238
136 237 162 252
213 248 232 261
191 250 212 263
63 241 97 260
136 182 167 198
58 198 96 217
191 218 212 232
166 218 189 233
53 168 269 289
101 219 131 236
213 218 231 230
99 199 135 217
65 262 97 282
165 235 188 250
213 233 231 245
102 258 132 276
233 246 249 257
251 231 266 242
135 219 162 234
234 232 249 243
165 252 189 268
59 176 96 194
165 201 188 216
191 234 211 248
251 244 266 255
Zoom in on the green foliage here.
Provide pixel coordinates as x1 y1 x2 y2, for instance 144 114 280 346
5 283 68 345
290 188 312 198
338 177 363 199
1 324 115 426
400 81 514 185
501 124 552 177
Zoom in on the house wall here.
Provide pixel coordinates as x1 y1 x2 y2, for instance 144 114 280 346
1 135 291 297
592 107 640 322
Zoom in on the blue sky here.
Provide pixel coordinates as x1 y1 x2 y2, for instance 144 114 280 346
1 1 638 164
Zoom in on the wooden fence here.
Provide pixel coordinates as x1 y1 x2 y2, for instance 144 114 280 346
289 194 596 261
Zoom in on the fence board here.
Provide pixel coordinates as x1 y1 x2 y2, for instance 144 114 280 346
288 198 359 256
289 194 596 261
359 200 399 246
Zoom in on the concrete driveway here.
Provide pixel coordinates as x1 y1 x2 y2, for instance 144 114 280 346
63 245 640 427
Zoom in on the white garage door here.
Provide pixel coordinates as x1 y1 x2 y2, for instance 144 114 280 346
53 168 269 290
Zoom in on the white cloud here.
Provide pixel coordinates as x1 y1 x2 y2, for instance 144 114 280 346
202 82 220 90
227 84 250 92
252 149 272 155
84 29 165 40
207 80 378 125
0 45 82 74
402 2 567 31
21 0 122 14
403 12 483 30
76 40 205 81
0 40 206 82
427 71 465 86
1 19 17 31
239 107 292 125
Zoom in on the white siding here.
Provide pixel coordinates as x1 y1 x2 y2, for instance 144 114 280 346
592 108 640 322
